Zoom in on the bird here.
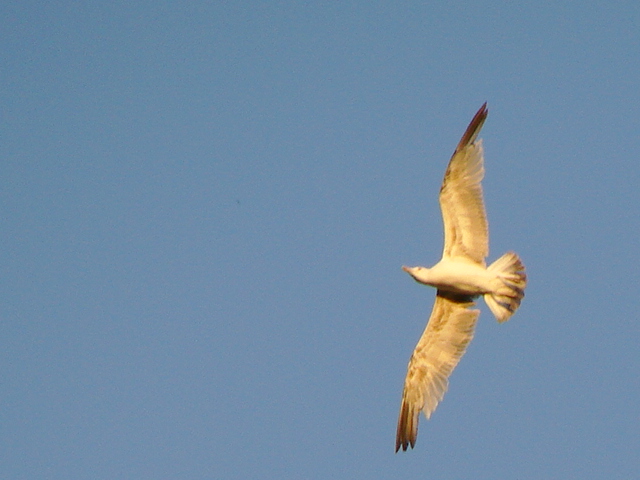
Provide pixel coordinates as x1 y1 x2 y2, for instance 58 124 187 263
395 103 527 452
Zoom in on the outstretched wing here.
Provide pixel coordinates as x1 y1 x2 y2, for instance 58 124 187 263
395 292 479 452
439 103 489 264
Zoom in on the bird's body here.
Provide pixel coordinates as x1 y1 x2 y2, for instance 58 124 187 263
403 260 494 296
395 103 527 452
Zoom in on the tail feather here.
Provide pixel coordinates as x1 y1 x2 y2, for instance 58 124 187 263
484 252 527 323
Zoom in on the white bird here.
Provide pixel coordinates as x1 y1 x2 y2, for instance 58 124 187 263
395 103 527 452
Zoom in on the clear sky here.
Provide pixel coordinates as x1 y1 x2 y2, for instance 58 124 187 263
2 2 639 478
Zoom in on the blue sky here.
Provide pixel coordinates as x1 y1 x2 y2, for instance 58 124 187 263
2 2 639 478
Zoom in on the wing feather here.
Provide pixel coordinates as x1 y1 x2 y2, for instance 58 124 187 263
440 103 489 264
395 292 479 452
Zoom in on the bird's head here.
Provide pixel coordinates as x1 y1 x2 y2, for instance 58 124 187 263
402 265 430 284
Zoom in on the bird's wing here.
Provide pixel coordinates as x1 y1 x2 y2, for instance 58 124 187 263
395 292 479 452
439 103 489 264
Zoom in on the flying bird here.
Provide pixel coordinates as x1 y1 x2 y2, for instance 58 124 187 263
395 103 527 452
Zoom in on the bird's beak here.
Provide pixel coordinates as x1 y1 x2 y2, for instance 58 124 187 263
402 266 412 274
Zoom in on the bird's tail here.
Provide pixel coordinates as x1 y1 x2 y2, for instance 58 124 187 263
484 252 527 323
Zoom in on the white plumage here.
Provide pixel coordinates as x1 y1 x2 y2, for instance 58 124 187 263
396 103 527 452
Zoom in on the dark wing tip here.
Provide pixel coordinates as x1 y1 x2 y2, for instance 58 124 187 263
454 102 488 152
395 399 418 453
